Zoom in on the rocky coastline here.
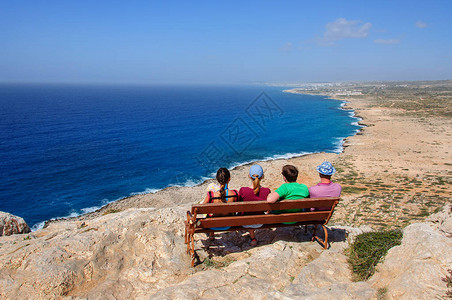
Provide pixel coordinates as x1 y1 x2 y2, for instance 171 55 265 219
1 80 451 299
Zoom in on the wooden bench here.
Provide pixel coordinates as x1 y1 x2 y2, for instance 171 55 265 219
184 197 340 266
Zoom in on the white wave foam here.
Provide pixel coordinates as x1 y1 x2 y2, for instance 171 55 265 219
351 115 364 127
80 206 102 214
30 210 83 232
262 152 312 161
128 175 212 198
31 221 46 231
332 137 345 153
224 152 313 173
337 101 363 129
169 176 211 188
130 188 160 196
30 198 122 231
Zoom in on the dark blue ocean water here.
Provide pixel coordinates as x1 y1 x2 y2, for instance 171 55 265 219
0 84 360 229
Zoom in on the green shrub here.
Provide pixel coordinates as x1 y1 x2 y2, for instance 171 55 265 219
347 230 402 281
102 208 120 215
377 287 387 300
202 257 234 269
442 269 452 298
342 186 368 194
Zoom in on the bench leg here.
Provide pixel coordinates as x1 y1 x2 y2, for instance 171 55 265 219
190 233 196 267
312 224 317 242
322 225 328 249
312 224 329 249
186 233 191 254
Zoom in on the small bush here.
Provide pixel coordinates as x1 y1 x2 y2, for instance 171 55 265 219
442 269 452 298
202 257 234 269
342 186 368 194
347 230 402 281
377 287 387 300
103 209 120 215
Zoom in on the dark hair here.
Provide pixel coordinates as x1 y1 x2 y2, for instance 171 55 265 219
216 168 231 201
282 165 298 182
319 173 332 180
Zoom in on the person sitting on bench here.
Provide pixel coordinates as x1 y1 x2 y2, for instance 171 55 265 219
309 161 341 211
203 167 238 235
239 164 271 246
267 165 309 223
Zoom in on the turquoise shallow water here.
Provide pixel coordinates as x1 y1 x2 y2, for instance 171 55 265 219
0 84 360 228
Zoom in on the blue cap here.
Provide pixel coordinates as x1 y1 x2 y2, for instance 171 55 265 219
249 164 264 179
316 161 336 175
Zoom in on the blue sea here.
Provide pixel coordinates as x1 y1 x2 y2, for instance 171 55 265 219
0 84 361 229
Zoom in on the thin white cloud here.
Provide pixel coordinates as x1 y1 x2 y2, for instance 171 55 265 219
280 42 293 52
323 18 372 42
374 38 400 45
416 21 428 28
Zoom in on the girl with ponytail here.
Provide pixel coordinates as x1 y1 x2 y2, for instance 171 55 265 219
204 168 238 205
203 168 238 239
238 164 271 246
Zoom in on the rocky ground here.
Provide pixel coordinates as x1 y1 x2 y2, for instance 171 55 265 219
0 204 450 299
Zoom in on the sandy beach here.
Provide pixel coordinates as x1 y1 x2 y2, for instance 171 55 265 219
70 80 452 230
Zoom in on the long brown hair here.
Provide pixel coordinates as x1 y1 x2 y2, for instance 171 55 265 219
216 168 231 202
251 175 261 195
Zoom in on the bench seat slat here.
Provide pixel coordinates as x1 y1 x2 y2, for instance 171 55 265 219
197 211 331 228
192 198 339 215
193 221 325 233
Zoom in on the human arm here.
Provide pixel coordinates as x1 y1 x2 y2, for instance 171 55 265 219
267 191 280 203
203 193 210 204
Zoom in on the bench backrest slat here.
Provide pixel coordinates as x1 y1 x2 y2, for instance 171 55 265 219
197 211 331 228
192 198 339 215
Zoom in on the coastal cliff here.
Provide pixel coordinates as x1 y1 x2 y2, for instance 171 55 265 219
1 80 451 299
0 205 450 299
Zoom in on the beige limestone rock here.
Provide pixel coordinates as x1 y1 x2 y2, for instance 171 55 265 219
147 225 379 300
368 205 452 299
426 204 452 236
0 211 31 236
271 249 376 300
1 205 451 299
147 239 322 299
0 208 192 299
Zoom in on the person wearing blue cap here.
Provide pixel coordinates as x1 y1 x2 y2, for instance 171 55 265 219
309 161 341 210
239 164 271 246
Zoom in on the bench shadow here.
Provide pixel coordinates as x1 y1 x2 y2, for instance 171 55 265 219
197 225 348 262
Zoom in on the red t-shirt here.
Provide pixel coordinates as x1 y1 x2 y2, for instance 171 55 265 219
239 187 271 202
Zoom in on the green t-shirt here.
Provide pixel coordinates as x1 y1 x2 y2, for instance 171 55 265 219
272 182 309 216
275 182 309 200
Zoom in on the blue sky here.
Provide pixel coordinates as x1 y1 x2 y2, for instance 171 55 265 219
1 1 451 84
